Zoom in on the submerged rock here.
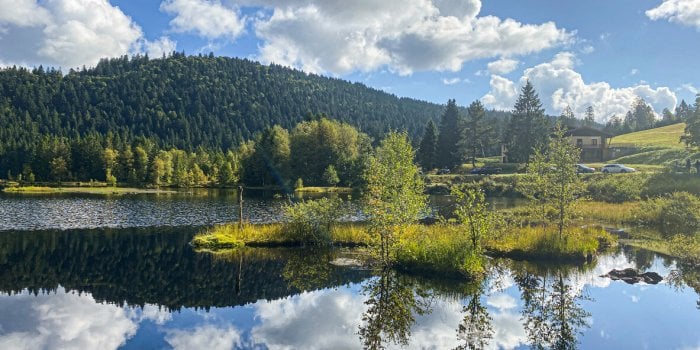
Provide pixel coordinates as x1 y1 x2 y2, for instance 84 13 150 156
330 257 364 267
601 268 663 284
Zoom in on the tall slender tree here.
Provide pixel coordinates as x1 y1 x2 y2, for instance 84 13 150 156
583 106 595 127
459 100 493 167
436 99 462 168
417 119 438 170
504 81 550 163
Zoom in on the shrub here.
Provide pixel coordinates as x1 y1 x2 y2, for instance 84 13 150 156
586 174 645 203
283 197 343 244
641 173 700 198
635 192 700 236
668 234 700 266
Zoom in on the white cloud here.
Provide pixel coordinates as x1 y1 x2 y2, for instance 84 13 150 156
0 288 137 350
166 325 241 350
160 0 245 39
580 45 595 54
646 0 700 30
0 0 143 68
481 52 678 121
251 289 366 349
681 83 698 94
143 36 177 58
240 0 571 75
487 58 520 75
0 0 51 27
442 77 462 85
630 68 639 76
481 74 518 110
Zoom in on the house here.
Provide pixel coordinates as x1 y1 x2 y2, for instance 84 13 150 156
564 126 613 162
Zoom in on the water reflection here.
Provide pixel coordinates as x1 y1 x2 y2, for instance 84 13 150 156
455 281 494 350
0 227 370 310
1 228 700 349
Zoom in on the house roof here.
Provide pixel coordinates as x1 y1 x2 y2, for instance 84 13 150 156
564 126 613 137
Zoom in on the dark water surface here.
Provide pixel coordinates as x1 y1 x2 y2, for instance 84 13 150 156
0 190 524 231
0 227 699 349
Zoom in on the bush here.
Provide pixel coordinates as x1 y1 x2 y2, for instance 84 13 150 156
283 197 343 244
641 173 700 198
668 234 700 266
586 174 646 203
635 192 700 236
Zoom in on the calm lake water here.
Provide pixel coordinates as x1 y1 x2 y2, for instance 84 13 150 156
0 190 522 231
0 192 697 349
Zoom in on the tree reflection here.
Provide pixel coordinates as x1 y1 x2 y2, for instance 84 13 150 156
455 281 493 350
358 269 431 349
515 267 591 350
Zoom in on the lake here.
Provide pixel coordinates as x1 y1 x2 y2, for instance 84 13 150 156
0 192 698 349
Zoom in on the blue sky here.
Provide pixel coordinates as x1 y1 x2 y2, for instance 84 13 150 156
1 0 698 121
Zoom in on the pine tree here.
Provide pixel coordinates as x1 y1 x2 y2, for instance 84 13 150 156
459 100 494 167
417 120 438 170
583 106 595 127
504 81 550 163
435 99 462 168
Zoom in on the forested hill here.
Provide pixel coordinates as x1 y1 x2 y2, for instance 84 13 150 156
0 53 452 151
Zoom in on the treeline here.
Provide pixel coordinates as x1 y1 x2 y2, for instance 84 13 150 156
603 97 695 135
5 117 372 188
0 53 441 158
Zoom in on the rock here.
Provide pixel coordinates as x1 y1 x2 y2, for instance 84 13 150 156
601 268 663 285
330 257 364 267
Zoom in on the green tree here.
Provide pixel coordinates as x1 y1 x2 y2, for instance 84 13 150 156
363 132 427 266
436 99 462 168
558 106 577 128
504 81 550 163
49 156 68 183
322 165 340 187
134 146 149 184
459 100 494 167
518 124 583 238
103 148 118 181
583 106 595 127
243 125 291 188
682 95 700 150
417 119 438 170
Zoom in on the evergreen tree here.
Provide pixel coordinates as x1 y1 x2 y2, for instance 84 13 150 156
435 99 463 168
583 106 595 127
322 165 340 187
459 100 494 167
416 120 438 170
558 106 577 128
504 81 550 163
682 95 700 150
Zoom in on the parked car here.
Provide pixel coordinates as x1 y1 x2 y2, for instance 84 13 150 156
470 166 502 175
601 164 636 173
575 164 595 173
437 168 451 175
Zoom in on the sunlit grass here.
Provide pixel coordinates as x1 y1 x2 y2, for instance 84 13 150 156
485 226 614 261
293 186 353 193
192 222 372 248
3 186 174 195
574 201 640 224
609 123 686 149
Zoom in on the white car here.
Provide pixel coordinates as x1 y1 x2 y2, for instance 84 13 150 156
601 164 636 173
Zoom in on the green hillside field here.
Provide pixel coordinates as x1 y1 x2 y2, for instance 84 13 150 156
610 123 686 149
607 123 698 166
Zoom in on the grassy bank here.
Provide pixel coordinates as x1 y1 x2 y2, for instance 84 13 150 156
192 221 613 277
609 123 686 149
3 186 176 195
191 222 372 249
294 186 353 194
485 226 615 262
